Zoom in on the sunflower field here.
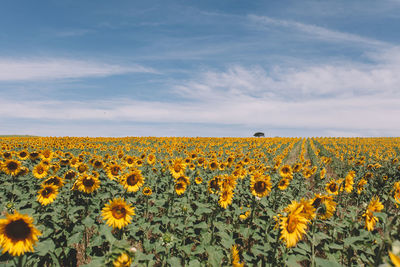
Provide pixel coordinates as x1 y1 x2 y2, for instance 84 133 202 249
1 136 400 266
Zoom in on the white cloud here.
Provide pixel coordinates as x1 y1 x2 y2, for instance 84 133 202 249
0 58 157 81
248 15 390 48
175 47 400 100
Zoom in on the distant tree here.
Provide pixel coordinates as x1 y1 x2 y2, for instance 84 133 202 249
253 132 265 137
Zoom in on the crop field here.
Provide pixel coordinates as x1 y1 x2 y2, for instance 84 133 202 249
0 136 400 266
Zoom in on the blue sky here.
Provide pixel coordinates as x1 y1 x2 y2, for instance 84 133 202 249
1 0 400 137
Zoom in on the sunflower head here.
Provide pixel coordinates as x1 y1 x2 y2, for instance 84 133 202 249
76 174 101 194
2 159 21 176
37 185 59 206
142 187 152 196
120 169 144 193
0 211 42 256
102 198 135 229
250 174 272 198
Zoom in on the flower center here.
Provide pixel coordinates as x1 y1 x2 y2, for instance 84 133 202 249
287 215 298 233
83 178 95 187
255 181 266 193
127 174 138 186
111 206 126 219
41 188 54 198
5 219 31 241
7 161 18 171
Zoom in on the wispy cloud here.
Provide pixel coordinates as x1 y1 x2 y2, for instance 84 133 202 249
0 58 157 82
55 29 94 37
248 15 390 48
175 47 400 101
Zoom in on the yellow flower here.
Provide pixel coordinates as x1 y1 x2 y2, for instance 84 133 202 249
113 252 132 267
120 169 145 193
279 164 293 179
389 251 400 267
311 194 336 220
231 245 244 267
278 178 290 190
279 202 310 248
102 198 135 229
0 211 41 256
219 188 234 209
195 176 202 184
2 159 21 176
32 163 48 179
142 187 152 196
37 185 59 206
74 174 101 194
250 173 272 198
325 180 339 195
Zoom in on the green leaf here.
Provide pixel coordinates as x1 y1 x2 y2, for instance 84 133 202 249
286 255 303 267
99 224 116 243
314 257 343 267
82 216 95 227
206 246 224 267
35 239 56 256
167 257 181 266
187 259 202 267
67 232 82 246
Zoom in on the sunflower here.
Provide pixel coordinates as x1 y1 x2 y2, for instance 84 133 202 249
302 168 313 179
279 204 309 248
32 163 48 179
175 181 187 195
239 210 251 221
59 158 70 166
28 152 39 161
250 173 272 198
75 174 100 194
231 245 244 267
17 150 29 161
42 176 65 188
209 160 219 171
311 194 336 220
17 166 29 176
2 159 21 176
147 154 156 165
107 163 123 180
292 162 303 173
219 188 234 209
278 178 290 190
219 174 237 191
389 251 400 267
357 179 367 194
368 196 384 212
195 176 202 184
344 170 355 193
320 168 326 179
208 177 220 194
325 180 339 195
37 185 59 206
279 165 293 179
40 149 53 160
363 210 378 231
0 211 41 256
142 187 152 196
169 158 186 178
64 170 77 181
76 163 89 174
363 196 384 231
102 198 135 229
393 182 400 206
120 169 145 193
113 252 132 267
